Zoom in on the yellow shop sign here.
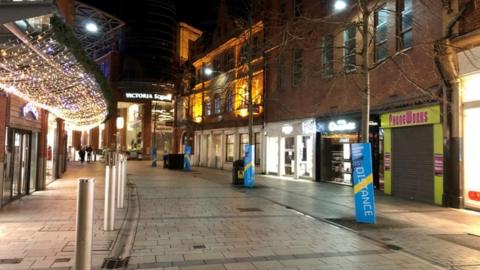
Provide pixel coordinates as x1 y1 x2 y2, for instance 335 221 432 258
381 105 441 128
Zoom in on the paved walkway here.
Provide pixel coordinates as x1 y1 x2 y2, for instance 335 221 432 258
125 162 468 270
0 162 126 270
1 161 480 270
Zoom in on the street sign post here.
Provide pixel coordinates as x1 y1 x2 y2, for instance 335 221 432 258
352 143 376 224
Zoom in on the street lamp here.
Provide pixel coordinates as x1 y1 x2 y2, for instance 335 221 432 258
204 67 213 76
334 0 347 11
85 22 99 33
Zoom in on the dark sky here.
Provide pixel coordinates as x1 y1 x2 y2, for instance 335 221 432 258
82 0 221 32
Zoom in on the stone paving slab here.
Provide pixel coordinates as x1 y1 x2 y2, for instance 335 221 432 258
125 162 445 270
0 162 125 270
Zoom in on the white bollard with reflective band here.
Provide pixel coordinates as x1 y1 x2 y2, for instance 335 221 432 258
116 153 125 209
75 178 95 270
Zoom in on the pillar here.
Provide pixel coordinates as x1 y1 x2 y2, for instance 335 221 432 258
90 127 99 150
38 110 49 190
0 93 8 202
143 102 152 157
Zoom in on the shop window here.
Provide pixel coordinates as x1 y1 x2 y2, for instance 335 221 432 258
292 48 303 87
343 24 356 72
255 132 261 165
226 134 235 162
214 94 222 114
397 0 413 50
239 133 249 159
321 34 334 78
375 6 389 61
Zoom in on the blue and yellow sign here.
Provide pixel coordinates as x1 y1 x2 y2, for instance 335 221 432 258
352 143 376 224
184 145 192 171
243 144 255 188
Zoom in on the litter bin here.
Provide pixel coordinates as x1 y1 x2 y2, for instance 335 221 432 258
232 159 244 185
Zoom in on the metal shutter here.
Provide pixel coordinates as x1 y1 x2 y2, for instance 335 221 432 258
392 125 434 203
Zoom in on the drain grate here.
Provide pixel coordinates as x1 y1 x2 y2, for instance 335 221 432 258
237 208 262 212
0 258 22 264
62 240 113 252
102 257 130 269
53 258 70 263
385 244 403 250
326 217 415 230
193 244 206 249
40 224 75 232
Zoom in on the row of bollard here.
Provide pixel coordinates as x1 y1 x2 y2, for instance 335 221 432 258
74 151 128 270
104 151 128 231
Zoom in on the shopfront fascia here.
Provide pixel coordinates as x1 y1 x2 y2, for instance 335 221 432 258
458 47 480 210
264 119 316 180
381 105 443 205
315 116 380 187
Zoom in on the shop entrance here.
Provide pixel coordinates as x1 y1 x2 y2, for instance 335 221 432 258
283 137 295 176
3 129 37 205
320 134 358 186
267 137 279 174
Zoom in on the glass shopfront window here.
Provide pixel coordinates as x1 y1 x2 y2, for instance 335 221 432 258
226 134 234 162
239 133 248 159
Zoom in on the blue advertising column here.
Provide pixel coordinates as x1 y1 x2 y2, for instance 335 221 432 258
243 144 255 188
184 145 192 171
351 143 376 224
151 145 157 167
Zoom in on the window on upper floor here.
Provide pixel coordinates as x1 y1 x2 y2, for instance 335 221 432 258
279 0 287 24
292 48 303 87
214 93 222 114
213 58 221 73
277 53 285 91
225 49 234 70
343 24 356 72
225 88 234 113
204 95 212 116
397 0 413 50
294 0 303 17
253 36 260 58
240 43 248 64
321 34 334 78
375 6 389 62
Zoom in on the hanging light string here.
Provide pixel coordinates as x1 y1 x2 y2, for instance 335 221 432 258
0 18 108 130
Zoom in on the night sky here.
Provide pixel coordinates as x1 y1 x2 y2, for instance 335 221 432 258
82 0 222 32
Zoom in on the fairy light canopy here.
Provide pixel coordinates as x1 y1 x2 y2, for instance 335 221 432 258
0 14 110 130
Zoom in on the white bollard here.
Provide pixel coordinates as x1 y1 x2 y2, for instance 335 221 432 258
116 153 125 209
75 178 95 270
104 153 116 231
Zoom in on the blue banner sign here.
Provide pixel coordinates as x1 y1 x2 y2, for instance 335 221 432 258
184 145 192 171
243 144 255 188
351 143 376 224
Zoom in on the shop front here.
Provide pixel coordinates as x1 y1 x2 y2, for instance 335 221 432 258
381 105 443 205
193 125 263 171
460 73 480 210
264 119 316 180
315 116 380 186
2 97 42 206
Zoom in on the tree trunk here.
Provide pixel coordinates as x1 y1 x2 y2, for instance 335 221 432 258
360 0 370 143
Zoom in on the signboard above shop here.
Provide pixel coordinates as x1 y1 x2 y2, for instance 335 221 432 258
123 91 173 102
316 118 358 134
381 105 440 128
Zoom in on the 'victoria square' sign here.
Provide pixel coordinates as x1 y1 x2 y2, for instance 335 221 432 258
124 92 173 101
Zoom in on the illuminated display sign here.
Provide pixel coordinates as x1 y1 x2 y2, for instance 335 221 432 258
124 92 172 101
316 119 358 134
281 125 293 135
22 102 39 120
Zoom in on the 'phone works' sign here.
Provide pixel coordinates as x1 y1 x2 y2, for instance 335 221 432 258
381 105 440 128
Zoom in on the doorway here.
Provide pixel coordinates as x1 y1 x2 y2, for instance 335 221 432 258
6 130 32 202
283 137 295 176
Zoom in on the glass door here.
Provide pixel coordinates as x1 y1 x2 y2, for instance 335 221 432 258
11 131 30 199
267 137 279 174
284 137 295 176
